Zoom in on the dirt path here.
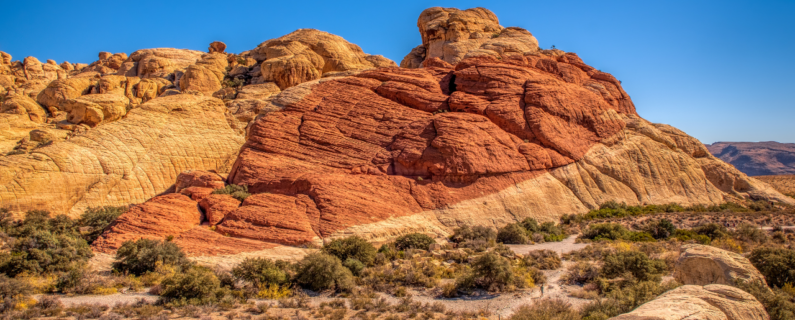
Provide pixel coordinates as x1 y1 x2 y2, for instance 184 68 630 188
505 235 588 256
35 292 158 307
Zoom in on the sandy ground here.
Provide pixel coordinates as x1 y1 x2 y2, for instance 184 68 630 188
35 292 158 307
64 236 591 318
506 235 588 256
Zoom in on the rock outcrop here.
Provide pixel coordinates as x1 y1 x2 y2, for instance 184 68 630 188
401 7 539 67
608 284 768 320
3 8 794 257
674 244 768 287
248 29 396 89
0 94 244 216
707 141 795 176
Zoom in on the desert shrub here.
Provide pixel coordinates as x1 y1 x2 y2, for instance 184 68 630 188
459 239 493 252
231 258 289 287
672 229 711 244
581 280 680 320
521 218 540 233
0 230 93 277
581 223 654 242
467 252 519 291
560 261 599 285
113 238 190 275
160 266 222 302
510 298 580 320
734 222 769 243
749 200 774 212
581 223 631 241
450 225 496 243
522 250 562 270
706 202 749 213
601 251 666 282
211 184 250 201
0 274 33 300
642 219 676 239
539 222 568 242
343 258 365 276
360 256 449 291
693 223 728 240
294 253 354 292
78 206 127 244
497 223 529 244
737 281 795 320
394 233 435 251
322 236 377 266
748 247 795 288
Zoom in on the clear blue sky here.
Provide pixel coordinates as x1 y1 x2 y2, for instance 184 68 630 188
1 0 793 144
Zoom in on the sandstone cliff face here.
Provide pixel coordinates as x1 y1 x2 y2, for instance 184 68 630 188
608 284 768 320
0 94 244 216
3 7 793 257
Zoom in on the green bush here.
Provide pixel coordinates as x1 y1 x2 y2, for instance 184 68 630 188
510 298 580 320
456 252 528 292
642 219 676 239
160 266 222 301
0 274 33 299
581 223 630 241
672 229 711 244
600 251 666 282
497 223 529 244
749 200 774 212
560 261 599 285
581 280 680 320
322 236 377 266
294 253 354 292
78 206 127 244
521 218 540 233
231 258 289 287
736 281 795 320
394 233 435 251
693 223 728 240
211 184 250 202
343 258 365 276
113 239 190 275
748 247 795 288
450 225 496 243
0 229 93 276
522 250 562 270
581 223 654 242
734 223 768 243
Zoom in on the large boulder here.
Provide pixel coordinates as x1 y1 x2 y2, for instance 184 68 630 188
252 29 397 89
675 244 769 287
62 94 130 127
608 284 768 320
179 53 228 95
1 93 47 123
401 7 539 67
36 77 95 111
118 48 204 79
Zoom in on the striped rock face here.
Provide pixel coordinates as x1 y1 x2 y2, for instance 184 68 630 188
92 44 792 256
4 7 792 257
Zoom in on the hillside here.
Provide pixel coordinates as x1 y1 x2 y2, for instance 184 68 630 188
0 7 791 257
707 141 795 176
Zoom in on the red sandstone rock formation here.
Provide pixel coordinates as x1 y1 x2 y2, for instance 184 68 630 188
2 7 792 257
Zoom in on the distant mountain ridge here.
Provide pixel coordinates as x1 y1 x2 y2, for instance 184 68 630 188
706 141 795 176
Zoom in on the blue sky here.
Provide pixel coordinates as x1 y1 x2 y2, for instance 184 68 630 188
1 0 792 144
